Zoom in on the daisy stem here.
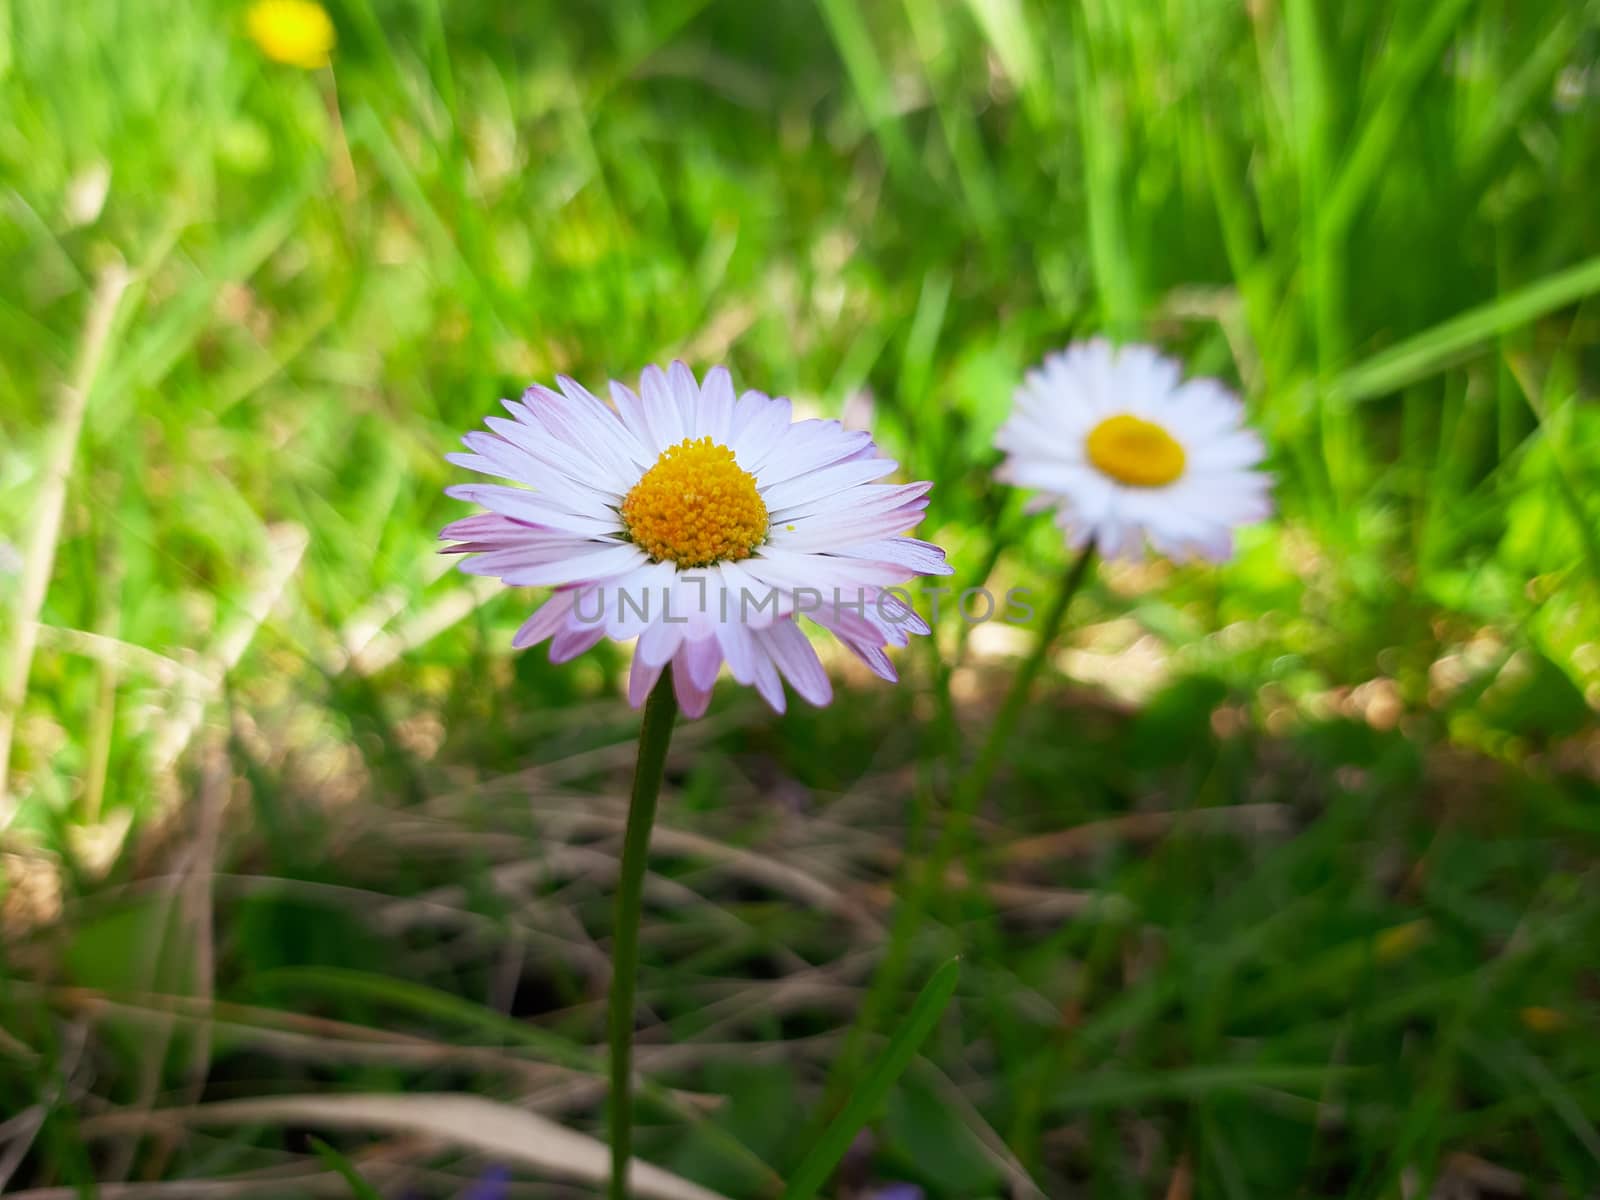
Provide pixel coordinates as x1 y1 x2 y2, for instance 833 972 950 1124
819 540 1095 1118
955 537 1096 824
609 670 679 1200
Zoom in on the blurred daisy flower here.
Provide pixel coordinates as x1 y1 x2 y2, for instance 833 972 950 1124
995 339 1271 562
443 362 952 717
246 0 336 69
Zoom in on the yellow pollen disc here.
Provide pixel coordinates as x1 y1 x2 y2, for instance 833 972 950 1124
1085 414 1186 487
621 437 769 568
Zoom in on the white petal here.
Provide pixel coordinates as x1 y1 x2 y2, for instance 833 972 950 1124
600 559 681 640
753 421 875 488
757 620 832 707
666 361 709 437
714 620 760 684
729 390 792 472
758 458 900 511
695 365 737 445
639 365 688 451
767 480 930 525
636 617 687 668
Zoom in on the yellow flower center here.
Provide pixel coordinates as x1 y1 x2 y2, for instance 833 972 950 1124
247 0 336 70
621 437 768 568
1085 414 1186 487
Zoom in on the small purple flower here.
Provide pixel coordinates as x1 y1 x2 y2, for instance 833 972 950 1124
457 1164 511 1200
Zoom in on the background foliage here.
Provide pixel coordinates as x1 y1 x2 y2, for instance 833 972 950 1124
2 0 1598 1196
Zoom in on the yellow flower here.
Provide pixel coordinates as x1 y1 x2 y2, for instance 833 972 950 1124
1373 919 1429 964
247 0 336 70
1520 1006 1567 1034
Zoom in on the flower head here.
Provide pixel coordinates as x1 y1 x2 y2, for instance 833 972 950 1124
246 0 336 69
443 363 953 718
995 339 1271 561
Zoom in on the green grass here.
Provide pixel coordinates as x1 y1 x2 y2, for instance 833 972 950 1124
2 0 1599 1196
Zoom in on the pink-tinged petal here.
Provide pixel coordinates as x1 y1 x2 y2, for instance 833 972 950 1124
832 537 953 576
671 649 715 718
864 588 929 640
510 387 634 486
481 416 636 498
627 651 665 707
444 484 626 539
448 364 949 699
766 503 931 552
457 432 547 488
528 382 647 475
757 620 832 708
449 443 620 518
804 595 884 646
636 617 687 668
497 542 648 588
748 638 787 713
680 633 723 691
512 590 578 649
549 621 606 664
454 534 624 575
836 636 898 682
457 540 615 578
440 512 533 545
555 372 650 461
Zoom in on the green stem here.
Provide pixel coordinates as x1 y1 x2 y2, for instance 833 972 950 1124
609 670 679 1200
951 537 1097 831
821 539 1096 1111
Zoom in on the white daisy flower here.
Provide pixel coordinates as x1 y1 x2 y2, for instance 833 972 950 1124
443 362 953 718
995 339 1272 562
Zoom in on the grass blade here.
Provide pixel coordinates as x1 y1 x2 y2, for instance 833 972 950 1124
308 1136 383 1200
1329 252 1600 404
96 1093 731 1200
814 0 916 175
783 957 962 1200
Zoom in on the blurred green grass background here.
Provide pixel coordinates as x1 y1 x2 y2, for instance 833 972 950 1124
2 0 1599 1196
